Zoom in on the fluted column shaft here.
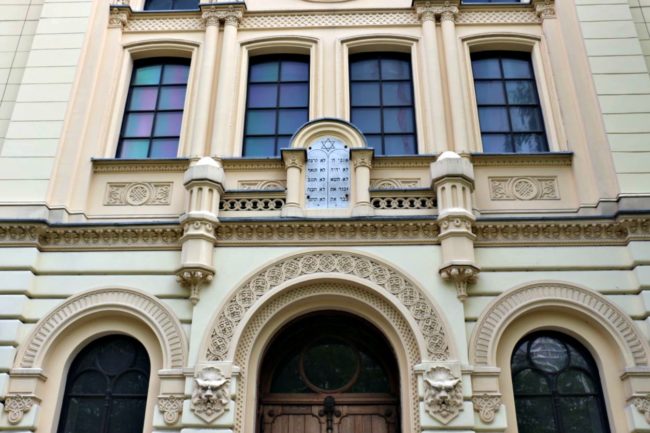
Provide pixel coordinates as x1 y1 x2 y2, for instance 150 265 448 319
191 8 220 157
440 7 469 154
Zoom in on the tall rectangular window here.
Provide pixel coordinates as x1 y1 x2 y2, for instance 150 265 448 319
349 53 417 155
144 0 199 10
117 59 190 159
471 52 548 153
243 55 310 157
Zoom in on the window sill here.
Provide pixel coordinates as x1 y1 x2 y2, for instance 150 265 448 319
470 152 573 167
92 158 191 173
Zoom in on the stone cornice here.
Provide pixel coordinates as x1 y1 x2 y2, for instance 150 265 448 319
92 158 191 173
0 216 648 249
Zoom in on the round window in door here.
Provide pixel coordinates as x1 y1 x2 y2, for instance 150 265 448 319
258 312 400 433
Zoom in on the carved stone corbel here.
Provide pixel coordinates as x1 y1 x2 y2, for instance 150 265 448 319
108 5 130 30
440 263 479 301
191 366 231 423
3 394 36 424
177 268 214 305
423 366 463 424
472 393 501 424
158 395 184 425
633 394 650 423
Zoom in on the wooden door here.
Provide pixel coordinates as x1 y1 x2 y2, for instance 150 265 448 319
257 313 401 433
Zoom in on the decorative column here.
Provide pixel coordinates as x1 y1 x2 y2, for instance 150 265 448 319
210 6 244 157
191 5 221 157
415 1 448 153
177 157 225 304
430 151 479 300
281 149 306 217
439 1 469 155
350 148 374 216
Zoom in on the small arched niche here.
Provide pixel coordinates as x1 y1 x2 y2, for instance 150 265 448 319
257 311 401 433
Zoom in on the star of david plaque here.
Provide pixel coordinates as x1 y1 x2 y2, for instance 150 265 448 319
305 137 350 209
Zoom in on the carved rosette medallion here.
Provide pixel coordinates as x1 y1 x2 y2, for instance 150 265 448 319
4 394 35 424
634 394 650 423
158 395 184 425
489 176 559 201
472 393 501 423
191 367 230 423
105 182 172 206
423 366 463 424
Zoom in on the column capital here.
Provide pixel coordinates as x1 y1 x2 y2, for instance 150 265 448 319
281 148 307 169
440 5 459 23
108 5 130 29
222 6 244 27
200 6 222 27
533 0 556 21
350 148 374 169
413 1 460 23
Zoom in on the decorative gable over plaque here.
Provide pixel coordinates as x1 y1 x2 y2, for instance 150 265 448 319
306 137 350 209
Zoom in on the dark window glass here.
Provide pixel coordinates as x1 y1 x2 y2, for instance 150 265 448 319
144 0 199 10
471 52 548 153
117 59 190 158
511 332 611 433
243 55 310 157
349 53 417 155
57 335 150 433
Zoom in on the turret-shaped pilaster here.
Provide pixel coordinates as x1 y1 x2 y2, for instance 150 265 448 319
431 152 479 300
177 157 224 304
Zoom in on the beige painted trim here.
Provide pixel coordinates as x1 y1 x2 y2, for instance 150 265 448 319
336 35 429 153
232 36 320 156
460 32 566 153
469 280 650 368
14 287 188 370
290 118 367 148
231 281 422 433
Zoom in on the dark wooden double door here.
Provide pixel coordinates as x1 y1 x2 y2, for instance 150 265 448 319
257 313 401 433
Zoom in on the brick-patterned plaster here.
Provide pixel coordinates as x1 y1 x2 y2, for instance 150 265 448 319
0 0 91 202
576 0 650 193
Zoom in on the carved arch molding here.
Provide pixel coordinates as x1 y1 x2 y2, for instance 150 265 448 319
205 251 451 362
469 282 650 367
16 287 188 369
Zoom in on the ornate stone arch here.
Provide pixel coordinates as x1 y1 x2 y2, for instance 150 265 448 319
230 281 424 433
16 287 188 370
202 250 455 363
469 281 650 368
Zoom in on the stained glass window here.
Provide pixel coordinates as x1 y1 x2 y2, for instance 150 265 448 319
144 0 199 10
511 332 611 433
117 59 190 158
471 51 548 153
349 53 417 155
57 335 150 433
243 55 310 157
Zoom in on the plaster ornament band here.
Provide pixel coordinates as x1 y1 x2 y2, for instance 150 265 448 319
177 268 214 305
472 393 502 424
440 263 479 301
423 366 463 424
158 395 184 425
3 394 36 424
634 394 650 423
191 367 231 423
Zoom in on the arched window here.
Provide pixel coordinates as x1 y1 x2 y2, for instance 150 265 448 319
349 52 417 155
258 312 400 433
511 332 611 433
243 55 310 157
144 0 199 10
57 335 151 433
117 58 190 158
471 51 548 153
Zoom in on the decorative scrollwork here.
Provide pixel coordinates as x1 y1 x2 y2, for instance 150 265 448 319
3 395 35 424
158 395 184 425
472 393 501 423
